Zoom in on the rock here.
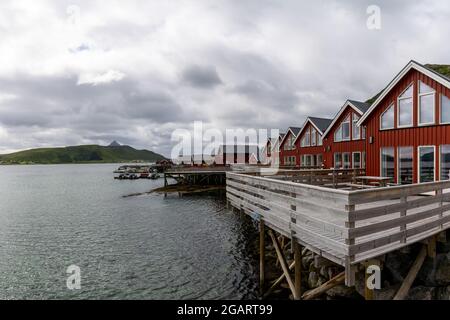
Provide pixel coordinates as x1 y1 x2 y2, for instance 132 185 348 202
326 284 358 299
374 285 399 300
418 252 450 286
384 249 415 283
319 266 328 278
308 272 319 289
436 285 450 300
406 286 436 300
302 255 314 269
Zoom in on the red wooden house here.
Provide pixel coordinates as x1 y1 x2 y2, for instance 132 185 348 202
322 100 370 169
294 117 332 168
279 127 302 166
358 60 450 184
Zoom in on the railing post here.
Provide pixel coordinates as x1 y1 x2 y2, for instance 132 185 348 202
400 195 407 243
437 188 443 230
259 220 265 296
345 204 356 286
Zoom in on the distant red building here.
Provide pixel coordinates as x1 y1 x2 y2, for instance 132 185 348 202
279 127 302 166
294 117 332 168
322 100 370 169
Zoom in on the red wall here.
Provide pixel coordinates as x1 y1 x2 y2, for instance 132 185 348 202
323 107 366 168
363 69 450 183
279 131 298 166
296 122 325 166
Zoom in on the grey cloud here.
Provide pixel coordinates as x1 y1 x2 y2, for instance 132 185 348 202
181 65 223 89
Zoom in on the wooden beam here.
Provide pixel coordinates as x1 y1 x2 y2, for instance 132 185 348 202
262 262 295 299
393 245 427 300
427 236 436 258
293 240 302 299
363 259 380 300
268 230 298 299
259 220 265 295
302 271 345 300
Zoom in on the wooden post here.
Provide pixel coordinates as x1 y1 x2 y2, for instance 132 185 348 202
363 259 379 300
302 272 345 300
437 189 443 230
427 236 436 259
293 240 302 299
400 196 407 243
259 220 265 296
393 245 427 300
268 230 298 299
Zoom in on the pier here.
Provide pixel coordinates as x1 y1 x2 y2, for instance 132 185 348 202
226 168 450 299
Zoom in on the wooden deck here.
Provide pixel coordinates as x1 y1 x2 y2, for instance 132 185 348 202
226 169 450 286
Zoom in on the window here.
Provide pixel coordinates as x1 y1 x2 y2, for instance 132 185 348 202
441 94 450 124
398 147 413 184
284 134 295 150
418 81 435 125
342 116 350 141
362 152 366 169
441 145 450 180
334 126 342 142
418 146 435 183
352 152 361 169
381 103 394 129
343 153 351 168
361 126 366 139
317 154 323 167
352 114 360 140
311 155 317 167
318 135 322 146
334 153 342 168
398 84 413 127
381 147 395 179
305 155 311 167
311 129 317 146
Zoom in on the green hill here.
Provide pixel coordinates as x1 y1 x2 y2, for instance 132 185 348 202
0 145 167 164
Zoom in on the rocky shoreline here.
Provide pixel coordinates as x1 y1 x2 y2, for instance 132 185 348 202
262 230 450 300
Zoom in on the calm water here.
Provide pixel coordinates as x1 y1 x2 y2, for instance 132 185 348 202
0 164 259 299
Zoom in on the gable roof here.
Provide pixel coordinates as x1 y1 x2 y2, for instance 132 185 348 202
293 117 332 144
322 100 370 138
279 127 302 146
358 60 450 126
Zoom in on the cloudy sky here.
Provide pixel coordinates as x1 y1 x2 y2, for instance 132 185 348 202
0 0 449 156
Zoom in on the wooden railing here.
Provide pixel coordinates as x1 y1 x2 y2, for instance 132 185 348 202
226 172 450 285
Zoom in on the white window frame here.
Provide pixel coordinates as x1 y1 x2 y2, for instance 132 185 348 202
311 129 317 146
380 147 395 178
440 94 450 125
361 151 366 169
418 145 436 183
334 153 342 169
380 103 395 130
334 126 342 142
418 80 435 126
342 116 351 141
352 113 361 140
439 145 450 181
397 83 414 128
342 152 351 169
397 146 413 185
352 152 361 169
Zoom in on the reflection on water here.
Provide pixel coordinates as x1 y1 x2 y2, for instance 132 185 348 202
0 164 258 299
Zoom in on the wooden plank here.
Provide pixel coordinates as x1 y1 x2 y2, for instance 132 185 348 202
393 245 427 300
302 272 345 300
348 204 450 239
260 220 265 295
268 230 298 299
293 241 302 299
348 193 450 222
262 261 295 299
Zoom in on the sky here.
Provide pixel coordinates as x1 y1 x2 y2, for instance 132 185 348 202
0 0 449 157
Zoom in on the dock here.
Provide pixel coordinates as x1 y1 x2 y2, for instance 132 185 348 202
226 168 450 299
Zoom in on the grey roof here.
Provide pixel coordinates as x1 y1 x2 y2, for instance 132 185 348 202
219 144 259 153
309 117 333 133
348 100 371 114
279 133 286 140
288 126 302 136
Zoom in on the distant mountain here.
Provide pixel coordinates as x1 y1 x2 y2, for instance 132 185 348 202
108 140 122 147
0 144 167 164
